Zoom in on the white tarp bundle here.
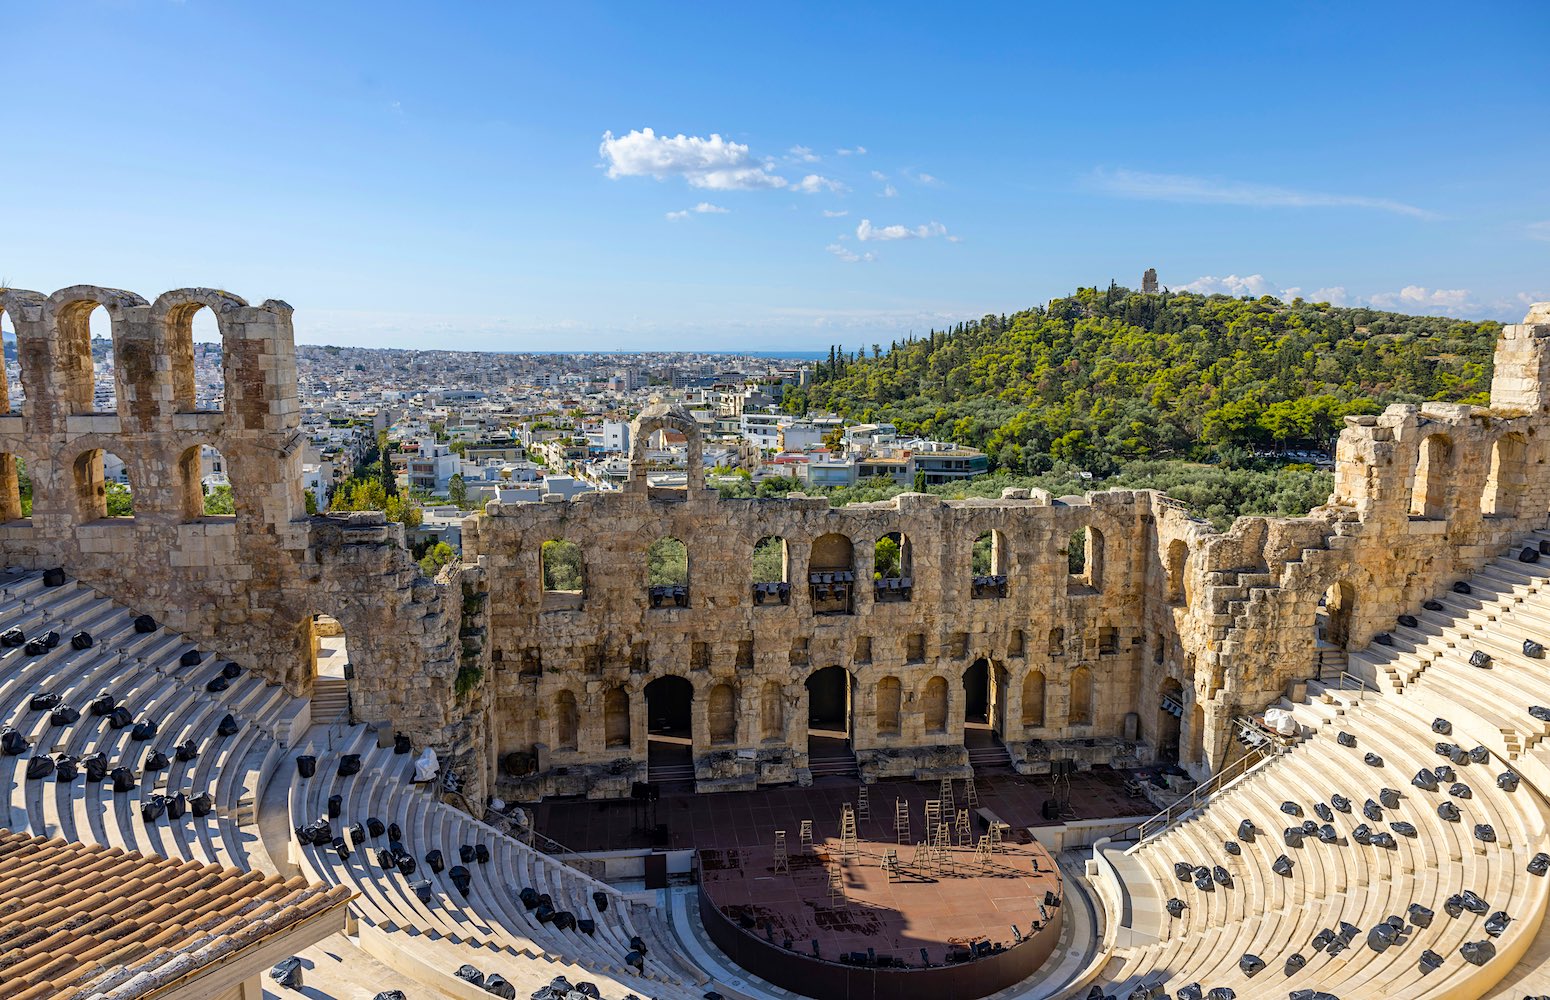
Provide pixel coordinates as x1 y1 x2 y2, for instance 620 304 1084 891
1263 708 1298 736
413 746 440 782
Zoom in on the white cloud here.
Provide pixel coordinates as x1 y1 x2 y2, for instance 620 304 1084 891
1367 286 1472 311
827 243 876 263
822 209 850 218
857 219 950 242
1528 221 1550 242
870 170 888 181
600 127 837 192
881 183 898 198
1178 274 1277 296
836 146 867 156
665 202 729 221
795 174 847 194
788 145 820 163
1087 167 1436 219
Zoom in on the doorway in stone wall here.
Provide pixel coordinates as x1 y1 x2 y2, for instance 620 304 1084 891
963 658 1011 769
645 675 694 785
1158 678 1184 763
805 666 858 779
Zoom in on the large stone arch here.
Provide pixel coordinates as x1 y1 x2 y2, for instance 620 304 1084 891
150 287 250 415
46 285 148 418
628 398 703 491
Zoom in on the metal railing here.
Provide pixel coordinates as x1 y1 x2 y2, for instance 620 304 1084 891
1130 737 1288 844
519 824 608 880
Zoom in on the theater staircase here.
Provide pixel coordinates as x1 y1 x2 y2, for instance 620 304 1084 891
0 567 725 1000
1079 541 1550 1000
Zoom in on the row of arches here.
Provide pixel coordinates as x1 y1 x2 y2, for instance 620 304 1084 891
0 444 236 525
0 291 231 417
537 526 1130 610
546 661 1103 754
1411 431 1531 519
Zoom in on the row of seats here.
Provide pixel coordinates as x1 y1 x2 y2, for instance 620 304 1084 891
286 722 718 999
0 569 294 875
1088 538 1550 999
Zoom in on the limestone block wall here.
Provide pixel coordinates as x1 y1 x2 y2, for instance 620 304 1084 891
0 286 486 799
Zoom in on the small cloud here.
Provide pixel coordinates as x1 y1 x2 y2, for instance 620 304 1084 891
388 101 403 115
1087 167 1436 219
915 172 939 185
600 127 789 191
1178 274 1277 296
856 219 950 242
788 145 820 163
665 210 689 221
836 146 867 156
827 243 876 263
1367 286 1472 312
870 170 888 181
881 183 898 198
1528 220 1550 242
665 202 729 221
822 209 850 218
795 174 847 194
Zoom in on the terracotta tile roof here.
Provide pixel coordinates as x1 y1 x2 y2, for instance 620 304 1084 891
0 829 352 1000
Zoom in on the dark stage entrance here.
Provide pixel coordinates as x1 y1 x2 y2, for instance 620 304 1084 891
645 675 694 784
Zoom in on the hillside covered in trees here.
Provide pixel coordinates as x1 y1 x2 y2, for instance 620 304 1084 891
791 286 1499 475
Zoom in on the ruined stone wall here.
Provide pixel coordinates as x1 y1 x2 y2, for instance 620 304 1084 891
0 286 485 798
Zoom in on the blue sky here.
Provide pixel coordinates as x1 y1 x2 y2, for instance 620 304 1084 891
3 2 1547 350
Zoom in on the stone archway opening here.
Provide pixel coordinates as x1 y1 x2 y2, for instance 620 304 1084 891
805 665 851 743
309 614 350 681
644 675 694 782
963 658 991 726
1158 678 1184 764
1319 580 1356 651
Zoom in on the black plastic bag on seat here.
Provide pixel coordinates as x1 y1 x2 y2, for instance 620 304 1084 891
1284 952 1306 972
1460 939 1496 965
1409 902 1434 927
133 614 157 633
1454 581 1473 595
388 821 402 842
50 705 80 726
205 675 229 693
1337 732 1356 747
367 816 385 838
1470 650 1492 668
1391 821 1417 838
180 649 203 667
1224 838 1241 855
1476 823 1497 843
1314 801 1333 822
1438 801 1461 822
1501 771 1522 792
70 631 92 650
1363 799 1383 821
1167 897 1187 918
190 792 213 816
1398 614 1419 628
454 964 485 987
54 754 78 781
394 733 411 754
1450 782 1472 798
1432 717 1452 735
1176 985 1202 1000
1460 890 1489 913
1374 632 1393 646
1371 831 1397 849
89 693 115 716
426 848 444 873
337 753 361 777
327 793 342 819
1436 764 1457 782
483 976 517 1000
222 660 242 679
1238 953 1264 975
373 993 407 1000
166 792 186 819
0 627 23 646
410 877 432 902
1272 854 1294 876
143 749 169 771
474 843 490 864
1380 787 1400 809
1173 860 1193 881
42 567 65 587
1 726 28 756
174 740 198 762
29 692 59 710
218 714 239 737
1469 745 1490 763
460 844 477 864
1237 818 1255 840
1522 546 1540 563
23 637 48 656
1318 824 1338 844
1206 990 1235 1000
269 957 304 988
450 864 472 896
26 755 54 779
111 766 135 792
1484 910 1511 937
130 720 157 742
296 755 316 778
81 753 106 782
1527 640 1546 658
1413 768 1438 791
140 794 166 821
107 706 133 730
1331 793 1351 813
1283 826 1305 848
1352 823 1373 845
1529 852 1550 876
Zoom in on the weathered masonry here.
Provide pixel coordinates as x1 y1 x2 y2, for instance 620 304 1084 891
2 285 1549 811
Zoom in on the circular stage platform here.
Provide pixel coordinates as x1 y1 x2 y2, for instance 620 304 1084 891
697 822 1063 1000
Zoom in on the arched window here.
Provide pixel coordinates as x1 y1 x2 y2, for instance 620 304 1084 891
555 690 579 750
0 454 24 523
873 531 912 602
876 676 902 736
1166 539 1189 604
72 449 134 521
760 680 784 741
922 675 948 734
541 540 585 607
646 536 689 608
1021 670 1046 729
56 301 116 414
1410 433 1452 519
708 682 736 744
972 529 1008 598
604 687 630 749
0 306 21 414
1483 433 1527 518
1068 665 1093 726
177 444 234 520
164 302 225 412
1068 525 1105 592
752 535 790 605
809 532 855 615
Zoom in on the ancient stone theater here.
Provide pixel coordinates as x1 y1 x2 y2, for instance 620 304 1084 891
3 284 1550 1000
